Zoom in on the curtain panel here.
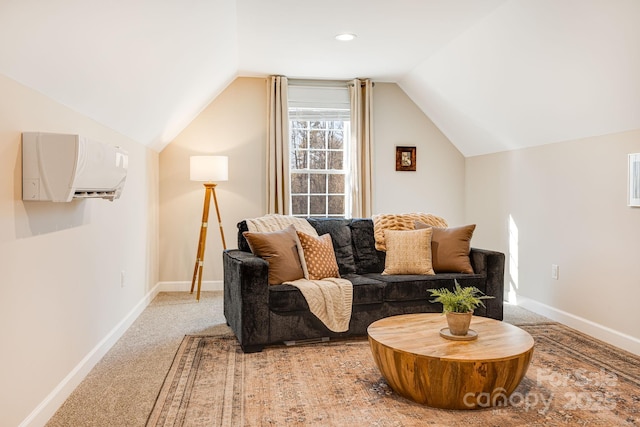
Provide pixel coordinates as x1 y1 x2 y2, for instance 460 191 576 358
349 79 374 218
266 76 290 214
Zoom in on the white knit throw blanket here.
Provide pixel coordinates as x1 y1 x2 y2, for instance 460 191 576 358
246 214 318 236
284 278 353 333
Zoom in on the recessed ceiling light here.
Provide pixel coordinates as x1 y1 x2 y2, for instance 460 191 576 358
335 33 356 41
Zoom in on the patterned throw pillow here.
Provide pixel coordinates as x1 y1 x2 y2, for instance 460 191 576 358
381 228 435 275
296 231 340 280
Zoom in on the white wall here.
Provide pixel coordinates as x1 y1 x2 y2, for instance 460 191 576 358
373 83 466 224
159 77 267 283
0 73 159 427
158 78 468 283
466 130 640 354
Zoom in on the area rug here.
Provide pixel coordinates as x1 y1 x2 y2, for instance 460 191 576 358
146 323 640 426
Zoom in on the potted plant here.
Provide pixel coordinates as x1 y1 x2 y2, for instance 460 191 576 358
428 281 494 336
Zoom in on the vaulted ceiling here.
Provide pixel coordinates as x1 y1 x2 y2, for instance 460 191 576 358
1 0 638 156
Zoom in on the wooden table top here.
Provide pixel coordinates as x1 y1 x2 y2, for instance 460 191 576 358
367 313 534 362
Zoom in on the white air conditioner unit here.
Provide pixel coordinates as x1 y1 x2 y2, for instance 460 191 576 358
22 132 129 202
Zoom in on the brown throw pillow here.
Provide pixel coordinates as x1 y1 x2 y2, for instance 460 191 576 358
415 222 476 273
296 231 340 280
381 228 435 275
243 225 304 285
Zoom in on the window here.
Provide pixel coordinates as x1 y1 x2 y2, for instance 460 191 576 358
288 83 351 217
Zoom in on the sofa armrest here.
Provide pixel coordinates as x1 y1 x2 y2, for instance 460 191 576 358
470 248 505 320
223 249 270 352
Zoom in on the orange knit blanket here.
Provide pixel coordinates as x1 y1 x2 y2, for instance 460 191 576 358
371 213 448 251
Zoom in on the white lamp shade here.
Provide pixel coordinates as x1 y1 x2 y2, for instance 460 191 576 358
190 156 228 182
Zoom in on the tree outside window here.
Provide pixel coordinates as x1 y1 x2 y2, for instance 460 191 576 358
289 119 349 217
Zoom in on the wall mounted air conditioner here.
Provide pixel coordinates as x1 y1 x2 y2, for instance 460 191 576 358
22 132 129 202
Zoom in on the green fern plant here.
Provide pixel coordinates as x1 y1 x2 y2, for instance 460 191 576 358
428 281 494 314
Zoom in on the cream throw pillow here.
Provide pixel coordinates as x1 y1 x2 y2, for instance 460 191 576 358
381 228 435 275
297 231 340 280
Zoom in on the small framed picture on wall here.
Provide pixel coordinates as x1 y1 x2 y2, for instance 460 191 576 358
395 146 416 171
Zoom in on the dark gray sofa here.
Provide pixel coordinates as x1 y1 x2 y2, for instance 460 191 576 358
223 218 505 353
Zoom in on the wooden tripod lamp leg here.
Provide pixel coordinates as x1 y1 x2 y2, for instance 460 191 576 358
191 184 213 301
211 185 227 250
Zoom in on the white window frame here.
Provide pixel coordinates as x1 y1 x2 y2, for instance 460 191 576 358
288 81 352 218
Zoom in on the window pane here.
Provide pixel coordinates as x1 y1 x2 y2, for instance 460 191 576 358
291 128 308 149
310 121 323 129
291 150 307 169
291 173 308 194
291 196 307 216
328 151 343 170
309 130 325 149
309 150 326 169
328 174 344 193
310 174 326 193
330 121 343 130
328 131 343 149
328 195 344 215
310 195 326 215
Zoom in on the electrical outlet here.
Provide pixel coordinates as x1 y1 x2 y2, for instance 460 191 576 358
551 264 559 280
120 271 126 288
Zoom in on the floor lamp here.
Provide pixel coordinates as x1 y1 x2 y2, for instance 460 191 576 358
190 155 228 301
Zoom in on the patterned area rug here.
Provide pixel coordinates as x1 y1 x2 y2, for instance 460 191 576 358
146 323 640 426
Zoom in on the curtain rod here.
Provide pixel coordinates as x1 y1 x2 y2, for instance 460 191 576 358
288 78 375 88
288 79 349 87
352 80 375 87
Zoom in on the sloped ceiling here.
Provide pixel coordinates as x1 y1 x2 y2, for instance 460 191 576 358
0 0 638 156
0 0 239 151
400 0 640 156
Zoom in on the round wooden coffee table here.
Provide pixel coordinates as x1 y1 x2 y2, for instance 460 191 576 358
367 313 534 410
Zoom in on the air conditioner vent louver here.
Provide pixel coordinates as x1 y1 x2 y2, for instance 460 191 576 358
73 191 117 200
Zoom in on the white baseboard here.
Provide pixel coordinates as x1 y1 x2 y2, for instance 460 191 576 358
20 284 162 427
516 296 640 356
157 280 223 292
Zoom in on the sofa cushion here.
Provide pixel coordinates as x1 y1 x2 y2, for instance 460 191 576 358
269 284 308 312
296 231 340 280
269 274 385 312
243 225 304 285
306 218 356 275
415 222 476 274
362 273 487 302
381 228 435 275
342 274 386 305
350 219 385 274
237 220 251 252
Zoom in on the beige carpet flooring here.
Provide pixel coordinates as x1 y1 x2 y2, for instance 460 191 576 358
46 292 551 427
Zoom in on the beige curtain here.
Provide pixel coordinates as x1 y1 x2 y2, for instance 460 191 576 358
350 79 374 218
266 76 290 214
